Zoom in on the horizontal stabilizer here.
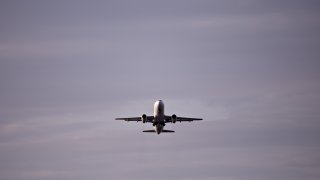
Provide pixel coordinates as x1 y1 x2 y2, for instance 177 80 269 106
142 130 175 133
162 130 175 133
143 130 156 133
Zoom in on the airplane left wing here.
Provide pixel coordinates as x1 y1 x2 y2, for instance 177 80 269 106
164 116 203 122
115 116 154 122
115 117 141 121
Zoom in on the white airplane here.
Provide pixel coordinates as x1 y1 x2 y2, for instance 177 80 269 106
115 100 203 134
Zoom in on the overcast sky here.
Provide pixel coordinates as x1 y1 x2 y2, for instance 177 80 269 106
1 0 320 180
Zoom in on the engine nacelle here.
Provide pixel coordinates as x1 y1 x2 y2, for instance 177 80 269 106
141 114 147 123
171 114 177 123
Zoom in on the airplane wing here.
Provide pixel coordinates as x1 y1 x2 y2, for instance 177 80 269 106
164 116 203 122
115 116 154 122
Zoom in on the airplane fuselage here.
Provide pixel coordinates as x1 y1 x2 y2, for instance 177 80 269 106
153 100 165 134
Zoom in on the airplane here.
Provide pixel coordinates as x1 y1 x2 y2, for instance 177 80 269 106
115 100 203 134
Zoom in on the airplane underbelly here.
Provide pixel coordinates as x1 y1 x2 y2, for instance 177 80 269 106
154 115 164 123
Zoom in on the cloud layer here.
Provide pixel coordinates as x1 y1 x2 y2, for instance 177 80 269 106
1 0 320 179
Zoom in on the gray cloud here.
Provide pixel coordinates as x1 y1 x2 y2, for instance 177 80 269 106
1 0 320 179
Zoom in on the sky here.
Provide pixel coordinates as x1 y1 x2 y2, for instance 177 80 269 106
1 0 320 179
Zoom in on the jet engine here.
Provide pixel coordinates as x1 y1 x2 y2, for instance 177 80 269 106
171 114 177 123
141 114 147 123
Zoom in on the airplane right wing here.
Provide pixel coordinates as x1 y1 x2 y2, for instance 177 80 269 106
164 116 203 122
